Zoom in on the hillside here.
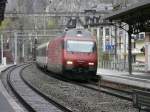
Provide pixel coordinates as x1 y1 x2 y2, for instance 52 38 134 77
5 0 147 13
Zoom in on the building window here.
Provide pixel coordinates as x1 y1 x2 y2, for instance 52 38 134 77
135 33 145 40
105 28 109 36
139 33 145 40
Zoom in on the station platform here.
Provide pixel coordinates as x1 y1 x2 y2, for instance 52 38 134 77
0 65 24 112
97 68 150 89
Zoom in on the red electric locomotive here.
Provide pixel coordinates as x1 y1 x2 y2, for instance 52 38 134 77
36 28 98 80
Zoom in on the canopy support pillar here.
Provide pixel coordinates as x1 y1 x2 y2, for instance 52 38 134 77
128 25 132 75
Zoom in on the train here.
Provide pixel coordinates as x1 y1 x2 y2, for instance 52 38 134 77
36 28 98 80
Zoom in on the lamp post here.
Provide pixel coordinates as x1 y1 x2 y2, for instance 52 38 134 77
1 34 3 64
14 32 17 64
128 26 132 74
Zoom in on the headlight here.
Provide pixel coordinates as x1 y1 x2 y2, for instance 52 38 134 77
88 62 94 66
66 61 73 65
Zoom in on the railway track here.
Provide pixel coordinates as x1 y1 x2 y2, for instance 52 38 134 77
64 80 132 101
75 82 132 101
20 64 137 112
5 64 73 112
42 69 133 101
1 64 136 112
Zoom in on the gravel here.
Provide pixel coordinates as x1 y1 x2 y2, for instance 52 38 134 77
22 64 138 112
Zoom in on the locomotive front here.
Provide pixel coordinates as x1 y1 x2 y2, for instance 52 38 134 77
62 29 97 76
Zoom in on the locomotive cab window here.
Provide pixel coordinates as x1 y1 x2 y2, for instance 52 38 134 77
66 40 96 53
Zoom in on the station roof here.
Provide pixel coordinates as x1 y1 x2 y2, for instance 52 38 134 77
104 1 150 22
0 0 7 25
104 1 150 33
103 1 150 74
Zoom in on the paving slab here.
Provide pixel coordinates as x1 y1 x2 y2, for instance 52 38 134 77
0 91 15 112
0 65 25 112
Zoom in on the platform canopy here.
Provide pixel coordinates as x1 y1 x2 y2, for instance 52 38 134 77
0 0 7 25
104 1 150 34
103 1 150 74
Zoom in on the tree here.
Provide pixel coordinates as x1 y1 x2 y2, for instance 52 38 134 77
0 18 11 31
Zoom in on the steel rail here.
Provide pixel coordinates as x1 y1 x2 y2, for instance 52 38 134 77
20 65 73 112
7 65 36 112
76 82 132 101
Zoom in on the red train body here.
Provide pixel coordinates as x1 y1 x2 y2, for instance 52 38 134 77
36 28 98 80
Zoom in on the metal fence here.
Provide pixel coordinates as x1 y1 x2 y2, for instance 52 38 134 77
98 61 145 72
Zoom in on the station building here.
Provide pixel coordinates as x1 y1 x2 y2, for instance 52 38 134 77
89 1 150 72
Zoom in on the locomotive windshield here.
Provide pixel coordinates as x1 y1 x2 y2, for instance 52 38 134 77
66 40 96 53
